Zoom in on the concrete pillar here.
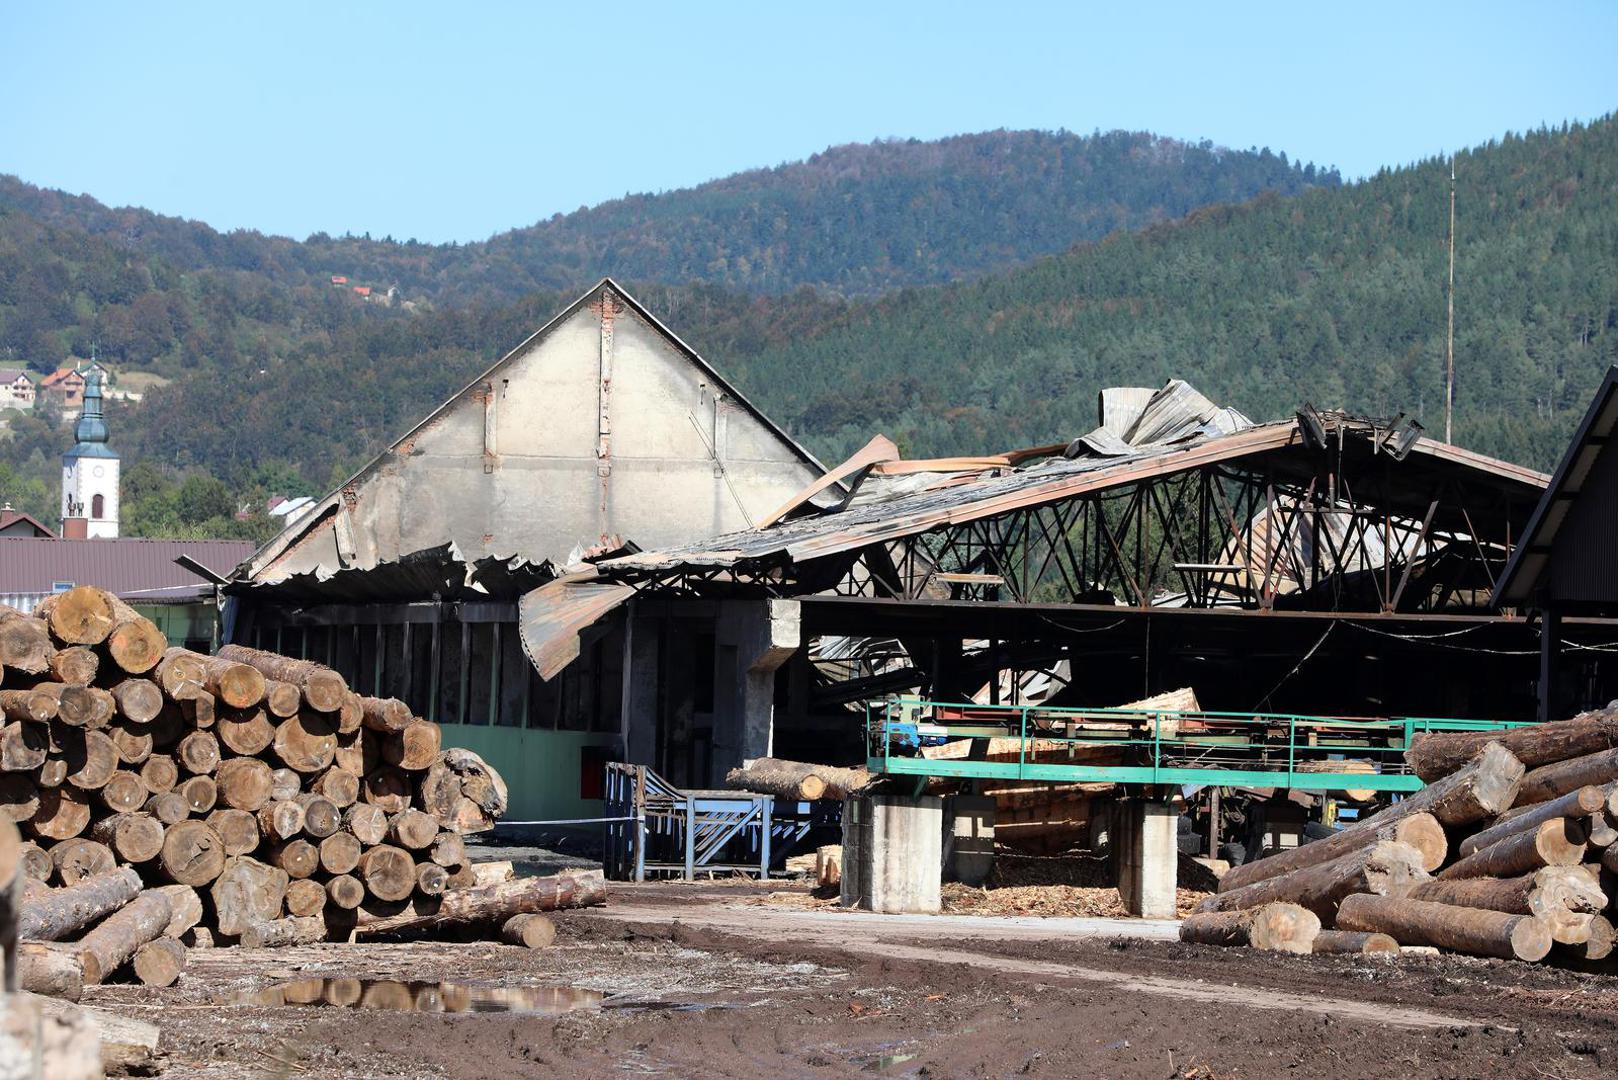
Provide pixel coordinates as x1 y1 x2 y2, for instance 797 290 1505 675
619 609 659 769
1117 798 1177 919
840 794 943 914
710 598 799 786
946 794 995 886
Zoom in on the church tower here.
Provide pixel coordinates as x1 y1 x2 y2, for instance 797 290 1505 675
61 372 119 539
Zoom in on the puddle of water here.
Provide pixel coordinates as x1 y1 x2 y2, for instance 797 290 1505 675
234 978 603 1015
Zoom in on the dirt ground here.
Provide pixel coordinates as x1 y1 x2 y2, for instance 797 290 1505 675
86 878 1618 1079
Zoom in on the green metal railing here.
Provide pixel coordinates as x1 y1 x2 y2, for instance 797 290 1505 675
865 697 1530 793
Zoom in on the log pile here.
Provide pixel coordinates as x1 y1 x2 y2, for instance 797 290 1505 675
1189 713 1618 967
0 587 606 997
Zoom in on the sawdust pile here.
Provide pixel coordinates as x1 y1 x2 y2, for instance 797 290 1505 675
942 882 1208 918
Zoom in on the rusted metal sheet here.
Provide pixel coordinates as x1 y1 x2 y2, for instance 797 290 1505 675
517 578 635 680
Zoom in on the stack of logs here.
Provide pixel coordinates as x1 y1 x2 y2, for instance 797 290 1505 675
1182 710 1618 965
1 586 604 1003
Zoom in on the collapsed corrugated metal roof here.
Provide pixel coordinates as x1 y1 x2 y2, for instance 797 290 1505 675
222 543 555 604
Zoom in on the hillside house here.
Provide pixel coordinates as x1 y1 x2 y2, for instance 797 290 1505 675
0 369 34 410
39 367 86 410
0 507 53 538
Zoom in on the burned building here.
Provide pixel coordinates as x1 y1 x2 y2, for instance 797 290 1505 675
227 279 832 819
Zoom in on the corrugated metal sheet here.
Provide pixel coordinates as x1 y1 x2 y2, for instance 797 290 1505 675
0 537 255 610
517 578 635 679
222 542 555 604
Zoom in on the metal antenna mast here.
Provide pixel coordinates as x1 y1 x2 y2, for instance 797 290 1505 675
1445 157 1456 443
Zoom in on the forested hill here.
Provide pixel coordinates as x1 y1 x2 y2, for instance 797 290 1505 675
717 115 1618 470
0 129 1332 309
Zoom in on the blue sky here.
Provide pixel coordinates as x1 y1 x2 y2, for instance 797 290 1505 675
3 2 1614 243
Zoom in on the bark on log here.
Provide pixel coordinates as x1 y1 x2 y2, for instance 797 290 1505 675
131 935 187 987
725 758 829 800
344 802 388 846
217 706 273 756
1311 929 1400 954
358 696 412 734
1218 810 1449 895
500 913 556 949
47 647 98 687
144 791 189 826
216 645 347 713
90 813 164 864
1459 785 1606 858
318 830 362 875
210 856 289 937
49 838 115 886
74 890 173 983
315 767 359 808
216 757 273 811
1438 818 1588 880
1179 903 1321 953
179 775 216 815
0 689 57 724
30 786 90 839
1198 840 1428 922
176 731 219 775
1516 746 1618 808
178 651 266 709
298 793 340 839
325 873 364 910
99 770 146 813
137 752 177 795
242 914 326 949
18 866 142 941
353 870 606 934
383 720 441 771
15 941 85 1000
359 844 416 902
151 884 203 938
284 878 327 918
1407 710 1618 782
109 679 163 724
205 808 260 856
1 719 49 770
1409 866 1606 916
1336 893 1553 961
159 820 226 887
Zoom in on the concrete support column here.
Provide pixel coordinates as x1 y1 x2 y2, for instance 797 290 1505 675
840 794 943 914
1117 797 1178 918
710 598 799 786
946 794 995 886
619 609 659 768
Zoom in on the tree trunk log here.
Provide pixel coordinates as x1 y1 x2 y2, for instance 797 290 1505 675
99 770 147 813
416 863 448 896
315 767 359 808
354 870 606 935
159 820 226 886
1178 903 1321 953
388 809 439 850
383 720 441 771
216 757 274 811
179 775 216 815
18 867 143 941
325 874 364 910
1311 929 1400 954
109 725 152 766
0 612 51 674
429 832 467 869
357 696 412 734
90 813 165 864
344 803 388 846
257 800 305 840
268 839 319 880
500 913 556 949
19 841 51 881
205 808 260 856
318 831 362 875
150 884 203 938
30 786 90 839
1197 840 1427 922
1438 818 1588 880
1336 893 1552 961
217 706 273 756
176 731 219 775
1 720 49 771
216 645 348 713
1409 866 1604 916
48 647 99 687
359 844 416 902
284 878 327 918
296 793 339 839
63 729 118 791
1459 785 1606 858
109 680 163 724
1406 710 1618 782
29 684 97 728
1218 811 1448 895
364 765 413 813
155 648 207 695
15 940 85 1000
101 600 167 676
49 839 115 886
1515 746 1618 808
242 914 326 948
138 752 177 795
34 587 117 646
74 889 173 983
418 749 507 833
0 690 57 724
261 680 302 719
725 758 829 800
144 791 189 826
210 856 289 937
131 936 187 986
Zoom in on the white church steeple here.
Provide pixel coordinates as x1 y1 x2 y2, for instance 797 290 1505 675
61 372 119 539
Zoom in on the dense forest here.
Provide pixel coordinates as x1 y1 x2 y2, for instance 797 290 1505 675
0 130 1330 312
0 117 1612 538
